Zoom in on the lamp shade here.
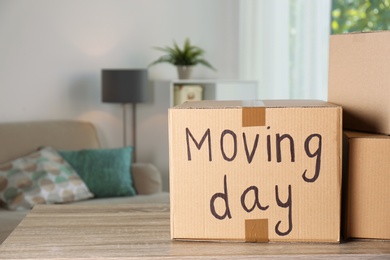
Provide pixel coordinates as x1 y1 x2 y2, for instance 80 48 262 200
102 69 148 103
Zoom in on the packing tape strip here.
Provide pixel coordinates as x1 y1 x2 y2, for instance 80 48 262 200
242 107 266 127
245 219 269 243
242 100 266 127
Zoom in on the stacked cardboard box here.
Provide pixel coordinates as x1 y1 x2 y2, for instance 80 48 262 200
168 31 389 242
328 31 390 240
169 100 343 242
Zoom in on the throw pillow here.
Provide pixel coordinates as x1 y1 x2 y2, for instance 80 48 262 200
59 146 136 198
0 147 94 210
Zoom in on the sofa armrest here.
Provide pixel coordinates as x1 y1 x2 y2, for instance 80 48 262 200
131 163 163 195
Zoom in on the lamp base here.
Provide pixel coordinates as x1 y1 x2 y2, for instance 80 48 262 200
122 103 136 162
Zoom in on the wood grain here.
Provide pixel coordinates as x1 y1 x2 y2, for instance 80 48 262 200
0 204 389 259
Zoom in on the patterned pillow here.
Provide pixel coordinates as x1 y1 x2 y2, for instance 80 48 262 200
0 147 94 210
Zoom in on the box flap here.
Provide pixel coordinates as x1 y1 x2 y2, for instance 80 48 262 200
171 100 339 109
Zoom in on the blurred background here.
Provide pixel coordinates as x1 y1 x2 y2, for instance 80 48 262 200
0 0 389 191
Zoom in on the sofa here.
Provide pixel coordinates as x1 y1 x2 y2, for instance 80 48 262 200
0 120 169 244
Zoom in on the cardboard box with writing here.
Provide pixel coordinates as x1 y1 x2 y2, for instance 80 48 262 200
343 131 390 240
328 31 390 135
169 100 342 242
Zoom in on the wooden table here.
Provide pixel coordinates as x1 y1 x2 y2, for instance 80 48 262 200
0 204 389 259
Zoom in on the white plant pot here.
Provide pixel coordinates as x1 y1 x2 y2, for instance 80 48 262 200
177 66 193 80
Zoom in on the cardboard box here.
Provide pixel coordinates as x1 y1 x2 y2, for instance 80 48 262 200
343 131 390 240
328 31 390 135
169 100 342 242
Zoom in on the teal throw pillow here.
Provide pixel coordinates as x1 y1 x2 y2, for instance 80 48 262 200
59 147 136 198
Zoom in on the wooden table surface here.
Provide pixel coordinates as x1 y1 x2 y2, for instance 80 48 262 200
0 204 389 259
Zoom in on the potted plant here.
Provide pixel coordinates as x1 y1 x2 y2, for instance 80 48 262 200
149 38 216 79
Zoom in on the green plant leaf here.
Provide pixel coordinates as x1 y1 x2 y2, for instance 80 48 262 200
195 59 217 71
149 38 216 70
148 55 175 67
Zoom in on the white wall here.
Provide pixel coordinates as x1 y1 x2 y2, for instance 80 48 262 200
0 0 239 190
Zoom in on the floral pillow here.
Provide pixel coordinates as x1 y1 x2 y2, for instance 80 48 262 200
0 147 94 210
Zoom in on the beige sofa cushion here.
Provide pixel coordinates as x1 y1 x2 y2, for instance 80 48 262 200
0 121 100 164
132 163 162 195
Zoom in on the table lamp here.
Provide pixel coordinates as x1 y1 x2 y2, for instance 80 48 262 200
102 69 148 161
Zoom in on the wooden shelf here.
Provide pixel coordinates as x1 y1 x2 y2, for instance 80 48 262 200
168 79 258 106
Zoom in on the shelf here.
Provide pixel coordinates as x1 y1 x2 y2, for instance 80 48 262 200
168 79 258 106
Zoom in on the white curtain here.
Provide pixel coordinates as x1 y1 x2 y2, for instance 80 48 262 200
239 0 331 100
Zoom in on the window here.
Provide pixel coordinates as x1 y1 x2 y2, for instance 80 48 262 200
331 0 390 34
239 1 389 100
239 1 331 100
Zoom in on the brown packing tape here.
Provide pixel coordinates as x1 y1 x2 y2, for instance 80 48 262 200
245 219 269 243
242 107 266 127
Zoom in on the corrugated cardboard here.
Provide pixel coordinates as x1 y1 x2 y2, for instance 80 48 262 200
169 100 342 242
328 31 390 135
343 131 390 240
